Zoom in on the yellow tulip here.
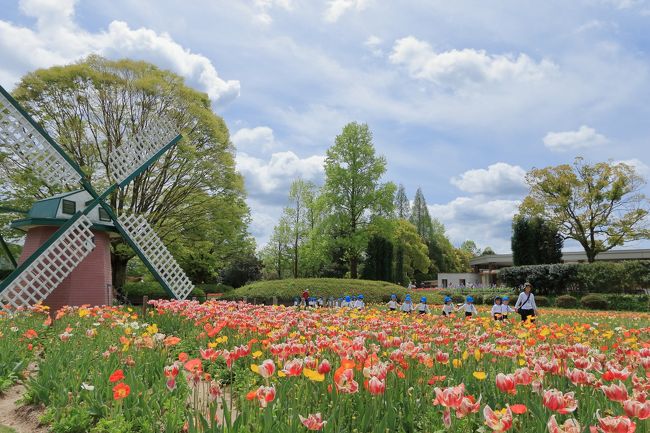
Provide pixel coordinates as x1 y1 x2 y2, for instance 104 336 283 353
472 371 486 380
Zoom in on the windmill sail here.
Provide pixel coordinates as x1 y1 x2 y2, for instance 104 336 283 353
119 214 194 300
0 87 81 188
0 215 95 311
109 118 179 185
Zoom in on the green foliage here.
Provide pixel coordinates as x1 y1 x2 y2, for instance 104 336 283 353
222 278 407 303
556 295 579 308
598 293 649 311
89 415 134 433
122 281 206 303
362 235 394 282
394 219 430 280
47 405 94 433
197 283 234 294
498 264 580 296
511 216 563 266
220 253 262 288
323 122 395 278
520 158 650 262
409 188 434 239
580 294 610 310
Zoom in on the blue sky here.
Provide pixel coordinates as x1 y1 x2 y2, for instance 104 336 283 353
1 0 649 252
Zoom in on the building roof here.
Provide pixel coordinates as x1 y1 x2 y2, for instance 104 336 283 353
27 189 84 219
470 249 650 267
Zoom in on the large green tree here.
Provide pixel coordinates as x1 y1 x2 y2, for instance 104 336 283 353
285 179 317 278
361 235 394 282
1 56 251 288
323 122 395 278
520 158 649 262
409 188 434 239
511 216 563 266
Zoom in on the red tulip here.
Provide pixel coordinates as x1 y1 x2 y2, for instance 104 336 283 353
543 389 578 414
623 399 650 420
367 376 385 395
258 359 276 378
602 382 629 403
317 359 331 375
483 405 513 432
255 385 276 408
109 369 125 383
282 358 303 376
432 384 465 409
592 414 636 433
547 415 581 433
299 413 326 431
496 373 517 395
513 367 533 386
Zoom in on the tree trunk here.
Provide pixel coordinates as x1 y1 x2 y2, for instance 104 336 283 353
111 252 131 295
350 256 358 279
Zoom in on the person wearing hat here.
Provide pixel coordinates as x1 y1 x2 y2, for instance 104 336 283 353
341 296 352 308
514 282 538 322
501 296 515 320
416 296 431 314
354 294 365 309
456 295 478 317
441 296 454 316
401 295 414 313
491 296 503 321
387 294 399 311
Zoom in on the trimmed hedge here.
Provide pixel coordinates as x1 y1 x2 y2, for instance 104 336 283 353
498 260 650 295
556 295 579 309
222 278 411 304
580 294 609 310
534 296 551 307
122 281 206 304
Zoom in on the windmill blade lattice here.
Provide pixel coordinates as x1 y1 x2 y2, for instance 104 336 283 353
0 89 81 187
119 214 194 300
0 215 94 311
109 118 178 184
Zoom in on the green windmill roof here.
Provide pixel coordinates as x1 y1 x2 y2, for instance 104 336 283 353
27 189 84 219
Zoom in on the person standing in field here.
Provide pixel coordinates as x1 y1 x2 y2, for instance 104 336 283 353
301 289 309 308
514 282 538 322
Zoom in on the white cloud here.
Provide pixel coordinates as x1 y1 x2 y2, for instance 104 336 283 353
429 197 521 253
389 36 557 89
543 125 608 152
616 158 650 176
451 163 528 197
252 0 293 25
0 0 240 104
232 126 276 152
324 0 371 22
364 35 383 57
236 151 325 194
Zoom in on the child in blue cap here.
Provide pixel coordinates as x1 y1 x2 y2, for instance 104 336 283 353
456 295 478 317
416 296 431 314
354 294 365 309
441 296 454 316
387 294 399 311
501 296 515 320
491 296 503 321
341 296 351 308
400 294 414 313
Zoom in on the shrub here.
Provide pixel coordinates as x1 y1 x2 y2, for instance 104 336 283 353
576 262 627 293
555 295 579 308
122 281 206 303
601 294 650 311
222 278 408 304
534 296 551 307
580 294 610 310
197 283 234 294
498 264 579 296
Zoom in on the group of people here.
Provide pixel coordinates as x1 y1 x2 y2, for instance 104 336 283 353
294 282 539 322
295 290 366 309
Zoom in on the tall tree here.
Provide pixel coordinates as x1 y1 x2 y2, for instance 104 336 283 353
285 179 316 278
511 216 563 265
261 217 292 279
2 56 249 289
394 219 431 281
361 235 394 282
481 246 496 256
395 184 410 219
520 158 649 262
409 188 434 239
460 240 480 257
323 122 395 278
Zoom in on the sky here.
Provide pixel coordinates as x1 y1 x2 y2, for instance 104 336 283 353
1 0 649 253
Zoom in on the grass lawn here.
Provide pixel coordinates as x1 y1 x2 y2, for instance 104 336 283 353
0 425 17 433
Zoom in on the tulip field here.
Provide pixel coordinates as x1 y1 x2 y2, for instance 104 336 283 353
0 301 649 433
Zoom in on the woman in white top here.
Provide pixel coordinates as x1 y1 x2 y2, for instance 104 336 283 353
514 282 538 322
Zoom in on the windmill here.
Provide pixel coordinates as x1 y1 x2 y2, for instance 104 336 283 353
0 84 194 312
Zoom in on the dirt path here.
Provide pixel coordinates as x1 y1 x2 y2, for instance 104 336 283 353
0 385 46 433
